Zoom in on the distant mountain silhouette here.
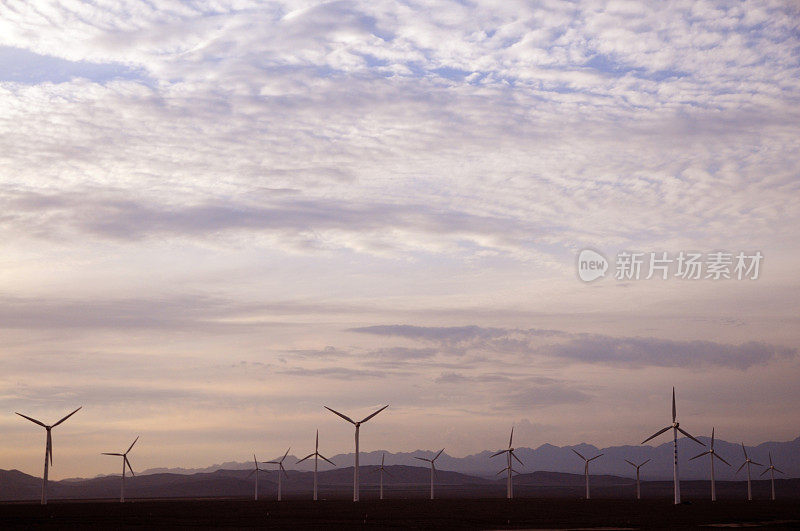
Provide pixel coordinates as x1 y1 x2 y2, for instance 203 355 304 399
140 435 800 480
4 464 799 502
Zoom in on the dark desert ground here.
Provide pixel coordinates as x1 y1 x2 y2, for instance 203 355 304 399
1 497 799 529
2 474 799 529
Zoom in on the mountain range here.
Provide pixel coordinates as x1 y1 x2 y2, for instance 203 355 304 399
140 435 800 481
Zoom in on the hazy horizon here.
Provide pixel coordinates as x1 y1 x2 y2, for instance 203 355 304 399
1 0 799 479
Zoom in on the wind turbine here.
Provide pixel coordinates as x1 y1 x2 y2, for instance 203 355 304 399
297 430 335 501
735 443 763 501
760 452 783 501
624 458 650 500
247 454 266 500
324 404 388 502
15 406 82 505
101 436 139 502
414 448 444 500
641 387 704 504
688 427 730 501
572 449 603 499
376 453 392 500
490 426 523 499
266 448 290 501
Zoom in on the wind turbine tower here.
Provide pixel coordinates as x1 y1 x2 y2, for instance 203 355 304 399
490 427 523 499
324 404 388 501
15 407 82 505
101 436 139 502
266 448 290 501
414 448 444 500
641 387 704 504
572 449 603 500
624 458 650 500
736 443 763 501
760 452 784 501
297 430 335 501
688 427 730 501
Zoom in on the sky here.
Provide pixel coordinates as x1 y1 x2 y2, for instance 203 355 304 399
0 0 799 479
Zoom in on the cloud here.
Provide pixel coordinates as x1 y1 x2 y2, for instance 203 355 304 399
434 372 591 408
353 324 795 370
548 336 795 370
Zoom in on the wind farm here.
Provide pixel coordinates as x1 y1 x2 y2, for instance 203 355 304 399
3 0 799 527
2 394 800 528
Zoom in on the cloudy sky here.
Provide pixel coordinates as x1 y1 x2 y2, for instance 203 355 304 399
1 0 799 479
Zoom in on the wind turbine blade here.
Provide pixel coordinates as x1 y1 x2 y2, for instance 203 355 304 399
320 455 335 466
266 461 279 465
689 451 709 461
126 436 139 454
281 447 291 461
711 427 715 448
125 456 134 476
434 448 444 461
247 469 256 478
359 404 389 423
774 467 784 474
102 453 123 456
625 459 636 467
324 406 355 424
316 429 319 452
496 468 508 476
509 426 514 448
297 453 315 463
281 464 288 479
768 452 773 466
641 459 651 467
571 448 586 461
750 460 763 467
641 426 671 444
672 387 676 423
47 431 53 465
676 427 705 446
383 467 393 477
760 468 769 477
15 412 47 428
490 449 507 458
715 454 731 467
588 454 603 462
414 456 430 462
511 451 524 466
52 407 82 427
381 453 385 466
735 462 746 474
741 442 748 459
